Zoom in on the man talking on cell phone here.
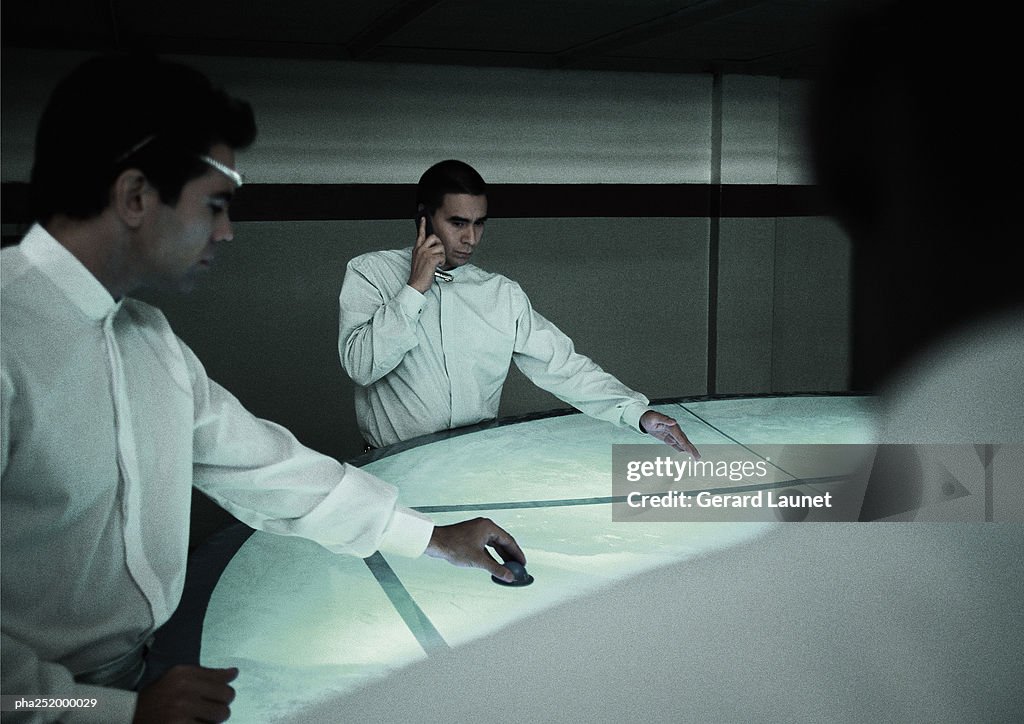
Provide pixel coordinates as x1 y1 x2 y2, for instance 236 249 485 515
337 160 699 457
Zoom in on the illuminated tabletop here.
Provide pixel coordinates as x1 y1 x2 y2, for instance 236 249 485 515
195 394 916 721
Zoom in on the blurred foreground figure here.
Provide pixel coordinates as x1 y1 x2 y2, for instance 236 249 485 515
807 0 1021 395
809 0 1021 523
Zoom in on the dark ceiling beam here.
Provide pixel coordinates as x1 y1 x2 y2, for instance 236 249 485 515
345 0 445 59
554 0 771 68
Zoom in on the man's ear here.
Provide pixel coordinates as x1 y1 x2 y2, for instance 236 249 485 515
111 169 151 228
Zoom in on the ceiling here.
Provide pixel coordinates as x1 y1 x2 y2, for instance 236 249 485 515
2 0 856 78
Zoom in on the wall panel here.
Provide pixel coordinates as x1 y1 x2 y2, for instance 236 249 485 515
2 49 852 472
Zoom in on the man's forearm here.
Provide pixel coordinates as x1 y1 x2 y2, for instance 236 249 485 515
338 284 424 386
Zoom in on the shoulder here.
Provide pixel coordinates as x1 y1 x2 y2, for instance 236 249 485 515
461 264 521 291
484 269 530 307
1 249 60 338
344 248 411 286
457 265 532 314
343 249 412 298
881 310 1024 443
347 248 411 273
0 245 35 300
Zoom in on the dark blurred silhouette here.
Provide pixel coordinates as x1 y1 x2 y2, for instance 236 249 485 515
807 0 1021 392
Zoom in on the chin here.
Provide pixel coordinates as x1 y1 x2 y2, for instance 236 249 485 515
169 269 204 293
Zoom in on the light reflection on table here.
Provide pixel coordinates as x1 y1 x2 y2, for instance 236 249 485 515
201 395 879 722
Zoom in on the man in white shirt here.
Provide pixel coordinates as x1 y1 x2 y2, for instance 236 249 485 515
338 160 700 456
1 55 524 724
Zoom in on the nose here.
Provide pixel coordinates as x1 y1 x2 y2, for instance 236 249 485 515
214 214 234 243
463 225 481 247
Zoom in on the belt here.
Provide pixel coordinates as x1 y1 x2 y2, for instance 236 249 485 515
73 636 152 691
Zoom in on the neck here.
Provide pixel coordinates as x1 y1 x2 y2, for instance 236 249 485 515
45 214 138 299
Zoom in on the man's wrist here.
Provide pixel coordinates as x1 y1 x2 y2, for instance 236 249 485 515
380 506 435 558
628 405 653 434
397 285 429 315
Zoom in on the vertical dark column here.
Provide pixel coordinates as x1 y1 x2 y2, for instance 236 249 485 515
706 73 723 395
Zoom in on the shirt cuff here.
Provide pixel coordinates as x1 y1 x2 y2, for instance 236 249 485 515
377 505 435 558
623 403 651 435
397 284 428 316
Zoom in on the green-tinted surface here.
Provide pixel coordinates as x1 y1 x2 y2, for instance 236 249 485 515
203 395 883 721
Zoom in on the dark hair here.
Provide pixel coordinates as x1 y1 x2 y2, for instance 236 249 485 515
30 53 257 224
415 160 486 213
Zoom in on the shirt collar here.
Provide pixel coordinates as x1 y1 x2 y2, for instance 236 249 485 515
19 223 120 322
443 262 474 277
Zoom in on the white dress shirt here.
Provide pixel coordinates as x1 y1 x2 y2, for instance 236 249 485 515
338 248 650 448
1 226 434 722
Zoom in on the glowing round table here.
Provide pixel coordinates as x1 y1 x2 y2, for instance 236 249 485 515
194 394 908 721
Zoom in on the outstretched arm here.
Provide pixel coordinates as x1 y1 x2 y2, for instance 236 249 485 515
510 289 699 456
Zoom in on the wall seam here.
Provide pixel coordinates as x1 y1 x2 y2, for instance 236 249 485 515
707 72 723 396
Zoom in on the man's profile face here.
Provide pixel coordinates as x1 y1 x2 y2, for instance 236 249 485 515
430 193 488 270
140 143 238 292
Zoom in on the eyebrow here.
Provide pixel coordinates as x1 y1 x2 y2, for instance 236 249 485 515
448 215 488 223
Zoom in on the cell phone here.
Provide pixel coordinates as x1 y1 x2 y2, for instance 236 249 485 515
417 209 435 239
417 209 452 282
